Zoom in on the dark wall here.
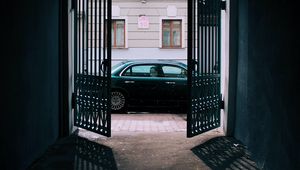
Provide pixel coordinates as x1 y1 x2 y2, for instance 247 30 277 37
234 0 299 169
1 0 60 169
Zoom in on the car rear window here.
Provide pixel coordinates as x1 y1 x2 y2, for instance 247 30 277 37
123 65 158 77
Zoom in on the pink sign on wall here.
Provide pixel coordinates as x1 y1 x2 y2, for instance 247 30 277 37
138 15 149 29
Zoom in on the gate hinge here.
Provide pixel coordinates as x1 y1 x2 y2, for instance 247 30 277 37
220 100 225 109
102 59 109 67
72 92 76 109
71 0 76 10
221 1 226 10
190 59 198 71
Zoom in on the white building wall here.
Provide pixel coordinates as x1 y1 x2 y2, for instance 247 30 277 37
112 0 188 66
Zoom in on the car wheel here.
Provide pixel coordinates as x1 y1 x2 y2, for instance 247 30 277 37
111 91 127 113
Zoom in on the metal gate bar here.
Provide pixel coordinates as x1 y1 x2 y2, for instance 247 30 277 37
74 0 111 137
187 0 222 137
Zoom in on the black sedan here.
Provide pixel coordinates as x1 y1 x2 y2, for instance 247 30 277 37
111 60 188 112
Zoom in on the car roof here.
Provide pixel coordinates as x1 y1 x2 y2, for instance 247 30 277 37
120 59 187 67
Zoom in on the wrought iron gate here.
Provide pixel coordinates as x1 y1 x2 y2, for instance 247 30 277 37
187 0 223 137
73 0 111 137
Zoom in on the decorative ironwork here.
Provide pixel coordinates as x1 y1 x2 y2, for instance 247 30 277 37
74 0 111 137
75 75 110 135
187 0 222 137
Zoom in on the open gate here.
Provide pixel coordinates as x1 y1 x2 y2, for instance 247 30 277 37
71 0 223 138
73 0 112 137
187 0 224 137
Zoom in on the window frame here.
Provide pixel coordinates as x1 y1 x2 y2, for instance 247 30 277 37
161 19 183 49
111 19 126 48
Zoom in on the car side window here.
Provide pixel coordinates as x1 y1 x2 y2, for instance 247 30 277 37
122 65 158 77
162 65 187 78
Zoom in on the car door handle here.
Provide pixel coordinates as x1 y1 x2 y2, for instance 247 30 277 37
125 81 135 84
165 82 176 85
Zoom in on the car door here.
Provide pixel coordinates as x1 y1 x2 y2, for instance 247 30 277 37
160 64 188 106
120 64 162 106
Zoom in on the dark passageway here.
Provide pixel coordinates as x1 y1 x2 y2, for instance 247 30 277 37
1 0 299 169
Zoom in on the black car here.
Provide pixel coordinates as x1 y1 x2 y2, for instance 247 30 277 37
111 59 188 112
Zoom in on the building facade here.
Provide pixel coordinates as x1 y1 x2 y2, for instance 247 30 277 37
111 0 187 66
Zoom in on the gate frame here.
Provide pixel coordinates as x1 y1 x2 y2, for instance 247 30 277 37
59 0 238 137
59 0 71 138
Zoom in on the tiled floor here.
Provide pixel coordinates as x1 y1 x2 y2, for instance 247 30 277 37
111 113 186 132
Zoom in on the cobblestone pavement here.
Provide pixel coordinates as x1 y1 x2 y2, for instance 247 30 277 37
111 113 187 133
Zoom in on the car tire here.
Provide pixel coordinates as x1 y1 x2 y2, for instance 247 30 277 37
111 91 127 113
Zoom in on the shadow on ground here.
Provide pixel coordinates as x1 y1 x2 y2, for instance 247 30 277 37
28 133 117 170
192 136 260 170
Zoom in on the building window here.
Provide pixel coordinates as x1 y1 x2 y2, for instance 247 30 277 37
162 20 182 48
112 20 125 48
